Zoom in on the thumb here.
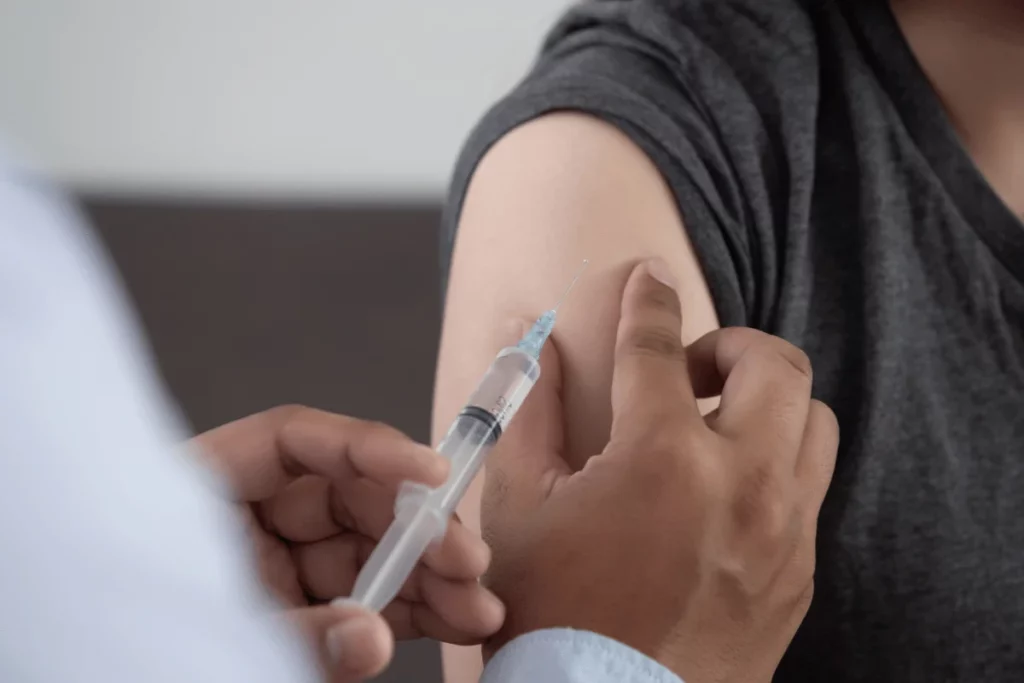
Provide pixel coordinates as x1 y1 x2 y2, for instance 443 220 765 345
483 318 569 514
290 602 394 682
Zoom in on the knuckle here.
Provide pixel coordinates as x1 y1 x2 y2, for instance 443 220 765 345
734 463 790 538
638 282 682 316
775 343 813 383
726 331 813 391
621 326 687 362
642 427 688 466
811 399 841 444
759 497 790 543
803 401 840 485
363 418 397 438
271 408 319 474
268 403 308 423
632 426 719 489
353 418 406 449
745 335 813 386
765 383 808 430
793 580 815 617
674 425 717 463
626 442 680 492
797 543 818 584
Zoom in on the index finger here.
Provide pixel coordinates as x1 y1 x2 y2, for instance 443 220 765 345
610 260 702 437
684 328 813 446
193 406 449 502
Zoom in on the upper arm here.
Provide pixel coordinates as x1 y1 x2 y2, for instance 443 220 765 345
435 113 720 682
435 112 720 468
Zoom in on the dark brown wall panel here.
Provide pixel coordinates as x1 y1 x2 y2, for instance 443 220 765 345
86 197 446 682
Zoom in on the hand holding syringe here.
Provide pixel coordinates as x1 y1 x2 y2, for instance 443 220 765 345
338 260 589 612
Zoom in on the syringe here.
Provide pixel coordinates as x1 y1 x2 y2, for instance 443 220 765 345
340 260 589 613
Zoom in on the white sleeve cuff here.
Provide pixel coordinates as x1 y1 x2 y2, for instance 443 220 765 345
481 628 684 683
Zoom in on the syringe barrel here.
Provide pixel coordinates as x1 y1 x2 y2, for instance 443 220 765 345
349 499 445 612
348 347 541 613
400 346 541 519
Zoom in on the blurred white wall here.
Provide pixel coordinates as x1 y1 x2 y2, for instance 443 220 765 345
0 1 571 199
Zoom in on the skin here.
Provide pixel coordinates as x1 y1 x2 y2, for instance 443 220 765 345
191 406 505 682
187 260 836 683
435 108 723 683
480 262 838 682
891 0 1024 216
438 1 1024 680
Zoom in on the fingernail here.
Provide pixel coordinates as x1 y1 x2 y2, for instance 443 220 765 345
330 596 360 609
644 258 677 290
326 614 373 665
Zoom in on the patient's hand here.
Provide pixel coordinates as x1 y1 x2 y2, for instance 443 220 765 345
481 260 839 683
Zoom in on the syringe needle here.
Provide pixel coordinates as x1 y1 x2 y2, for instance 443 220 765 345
517 259 590 359
554 259 590 312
